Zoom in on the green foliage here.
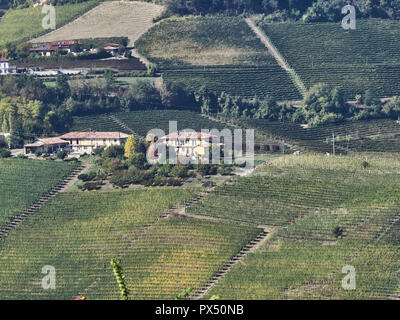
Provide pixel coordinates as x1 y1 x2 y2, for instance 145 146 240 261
175 287 192 300
0 148 11 158
102 145 124 159
111 259 129 300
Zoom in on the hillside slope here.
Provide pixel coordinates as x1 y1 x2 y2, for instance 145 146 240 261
33 1 164 47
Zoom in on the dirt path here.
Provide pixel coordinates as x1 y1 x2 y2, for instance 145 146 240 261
245 17 307 96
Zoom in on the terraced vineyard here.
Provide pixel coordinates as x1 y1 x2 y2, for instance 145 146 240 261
0 188 260 299
185 155 400 299
0 1 99 47
136 16 301 100
259 19 400 99
0 159 77 230
163 66 301 100
242 118 400 153
71 110 236 137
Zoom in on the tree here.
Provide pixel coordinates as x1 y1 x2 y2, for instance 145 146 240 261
124 134 136 158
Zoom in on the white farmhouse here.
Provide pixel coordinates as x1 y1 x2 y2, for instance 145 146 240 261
0 58 16 75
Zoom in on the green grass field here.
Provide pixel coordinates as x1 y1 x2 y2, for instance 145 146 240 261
184 154 400 299
0 158 77 229
0 187 260 299
136 16 301 100
259 19 400 99
0 1 99 47
71 110 236 136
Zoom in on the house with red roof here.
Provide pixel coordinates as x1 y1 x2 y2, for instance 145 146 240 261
58 131 129 154
30 40 83 56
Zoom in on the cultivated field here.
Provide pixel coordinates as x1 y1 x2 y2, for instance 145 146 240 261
136 16 301 100
185 155 400 299
0 1 99 47
0 159 77 229
260 19 400 99
241 118 400 153
0 187 260 299
33 1 165 47
71 110 236 136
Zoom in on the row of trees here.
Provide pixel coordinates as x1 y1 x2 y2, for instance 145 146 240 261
165 0 400 21
199 83 400 127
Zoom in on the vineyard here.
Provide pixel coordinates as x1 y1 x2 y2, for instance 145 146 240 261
184 155 400 299
241 118 400 153
136 16 300 100
259 19 400 99
34 1 165 47
0 1 99 47
163 66 302 100
16 57 146 71
0 158 77 230
0 187 260 299
71 110 236 137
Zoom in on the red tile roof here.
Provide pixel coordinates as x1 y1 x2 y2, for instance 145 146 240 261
0 57 9 62
161 131 216 140
59 132 129 140
25 137 69 147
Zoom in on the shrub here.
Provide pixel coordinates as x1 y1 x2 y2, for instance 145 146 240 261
78 171 97 182
79 182 100 191
57 150 68 160
0 149 11 158
333 226 344 238
102 145 124 159
128 153 147 170
171 163 189 178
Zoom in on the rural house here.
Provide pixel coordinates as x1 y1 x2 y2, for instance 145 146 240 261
30 40 82 56
0 58 16 74
103 43 120 56
159 131 222 160
58 131 129 154
24 137 70 154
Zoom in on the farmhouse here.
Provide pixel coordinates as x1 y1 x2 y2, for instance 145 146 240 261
159 131 222 159
58 131 129 154
0 58 16 74
24 137 70 154
30 40 82 56
103 43 120 56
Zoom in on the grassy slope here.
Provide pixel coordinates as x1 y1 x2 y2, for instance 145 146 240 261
0 158 77 229
185 154 400 299
0 187 260 299
260 19 400 99
0 1 99 47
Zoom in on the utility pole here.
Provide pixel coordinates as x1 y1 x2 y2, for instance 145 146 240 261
184 188 186 215
332 132 336 156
